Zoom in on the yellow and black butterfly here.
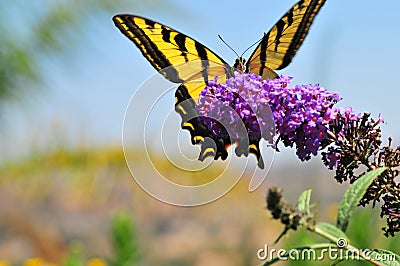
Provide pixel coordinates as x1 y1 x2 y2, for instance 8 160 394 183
113 0 326 168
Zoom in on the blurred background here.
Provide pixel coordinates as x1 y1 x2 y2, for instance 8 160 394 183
0 0 399 265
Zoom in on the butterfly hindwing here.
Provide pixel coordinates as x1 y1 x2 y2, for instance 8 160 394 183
175 84 230 162
245 0 326 79
175 83 264 168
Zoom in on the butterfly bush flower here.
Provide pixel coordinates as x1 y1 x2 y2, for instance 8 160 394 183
196 73 274 143
196 72 400 237
196 72 340 161
322 112 400 237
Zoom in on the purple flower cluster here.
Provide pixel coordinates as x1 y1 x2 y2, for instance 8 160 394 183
196 72 341 161
195 72 399 236
267 77 341 160
196 73 274 143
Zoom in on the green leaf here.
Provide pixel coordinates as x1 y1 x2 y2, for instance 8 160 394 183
111 212 138 266
330 257 364 265
63 244 84 266
315 222 349 242
336 167 387 232
297 189 312 215
367 249 400 266
330 258 346 265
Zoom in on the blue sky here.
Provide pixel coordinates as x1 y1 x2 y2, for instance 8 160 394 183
2 0 400 161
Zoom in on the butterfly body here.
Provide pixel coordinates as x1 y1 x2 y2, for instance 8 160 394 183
113 0 326 168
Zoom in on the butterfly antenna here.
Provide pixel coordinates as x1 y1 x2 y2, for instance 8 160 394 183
240 34 265 58
218 35 239 58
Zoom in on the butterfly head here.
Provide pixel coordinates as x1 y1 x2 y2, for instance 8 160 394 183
234 57 246 73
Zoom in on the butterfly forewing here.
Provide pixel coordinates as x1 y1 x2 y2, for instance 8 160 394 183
245 0 326 78
113 15 230 84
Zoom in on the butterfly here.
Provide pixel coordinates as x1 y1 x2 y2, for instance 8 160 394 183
113 0 326 169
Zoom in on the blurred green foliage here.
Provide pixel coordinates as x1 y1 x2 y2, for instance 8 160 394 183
61 212 138 266
63 244 84 266
38 213 138 266
2 212 138 266
0 0 113 104
0 0 178 107
110 213 138 266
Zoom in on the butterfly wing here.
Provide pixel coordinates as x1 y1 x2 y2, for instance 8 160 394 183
113 15 231 87
113 15 247 165
246 0 326 79
175 84 230 163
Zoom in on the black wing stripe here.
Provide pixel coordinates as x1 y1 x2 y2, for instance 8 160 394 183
161 26 171 42
273 19 286 51
174 33 189 62
194 41 211 84
257 33 269 77
144 18 156 29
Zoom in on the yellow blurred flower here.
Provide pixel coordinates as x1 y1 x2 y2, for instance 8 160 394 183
23 258 56 266
87 258 107 266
